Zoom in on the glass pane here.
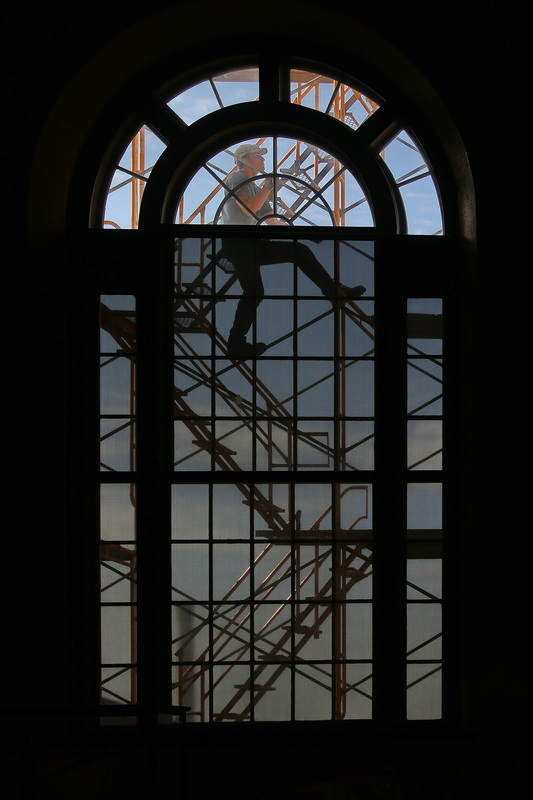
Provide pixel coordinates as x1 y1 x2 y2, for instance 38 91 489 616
294 484 333 534
212 484 251 540
253 484 290 536
407 604 442 660
407 665 442 720
172 604 210 661
101 419 136 471
297 360 335 416
340 483 372 534
290 69 380 130
344 603 372 659
100 606 135 664
343 550 373 600
174 420 212 470
212 604 252 662
257 300 295 357
297 300 334 354
253 666 291 721
407 483 442 719
295 664 332 720
212 544 251 600
167 68 260 125
215 419 253 470
175 305 213 357
342 421 374 471
380 130 443 235
408 301 443 418
339 240 375 299
172 664 209 723
104 126 165 229
176 136 372 226
172 543 209 602
296 421 333 469
407 483 442 530
254 544 292 602
297 545 332 602
344 359 374 417
343 665 372 720
100 356 135 415
408 359 443 416
213 664 251 722
100 546 136 602
174 237 214 294
172 484 209 539
100 296 136 473
407 299 443 470
407 558 442 600
407 298 443 353
254 602 292 662
408 419 442 470
174 359 213 415
100 296 136 353
100 484 136 541
101 667 136 708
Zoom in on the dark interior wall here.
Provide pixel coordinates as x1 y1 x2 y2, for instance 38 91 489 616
2 1 531 798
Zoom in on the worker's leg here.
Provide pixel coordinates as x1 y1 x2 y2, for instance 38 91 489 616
223 240 265 345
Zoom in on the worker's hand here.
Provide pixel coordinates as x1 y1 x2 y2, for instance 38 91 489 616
264 217 290 225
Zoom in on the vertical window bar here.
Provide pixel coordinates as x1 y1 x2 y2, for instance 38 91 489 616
373 249 406 722
135 239 174 727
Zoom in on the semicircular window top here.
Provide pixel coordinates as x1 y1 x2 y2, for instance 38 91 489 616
101 66 443 234
177 136 373 226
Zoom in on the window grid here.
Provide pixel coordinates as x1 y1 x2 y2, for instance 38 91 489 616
95 234 451 725
171 481 374 722
167 235 376 721
90 52 456 728
99 297 138 721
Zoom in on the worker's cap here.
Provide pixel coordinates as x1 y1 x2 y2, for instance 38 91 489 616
233 143 268 162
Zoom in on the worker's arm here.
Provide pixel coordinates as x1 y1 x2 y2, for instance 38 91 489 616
235 181 273 216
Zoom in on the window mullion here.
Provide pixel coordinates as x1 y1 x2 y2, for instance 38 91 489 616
372 242 408 723
135 238 174 726
259 52 283 103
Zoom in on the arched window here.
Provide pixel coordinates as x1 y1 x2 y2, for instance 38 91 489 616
102 68 442 234
87 53 461 727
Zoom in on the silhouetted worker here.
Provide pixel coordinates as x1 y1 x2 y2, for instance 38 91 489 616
219 143 366 359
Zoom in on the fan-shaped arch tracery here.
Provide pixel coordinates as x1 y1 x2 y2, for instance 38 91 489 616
102 65 443 235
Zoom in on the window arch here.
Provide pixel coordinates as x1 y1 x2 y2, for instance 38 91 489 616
101 65 444 235
84 48 462 728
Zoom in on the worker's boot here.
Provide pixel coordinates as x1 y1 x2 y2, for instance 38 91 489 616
227 336 267 360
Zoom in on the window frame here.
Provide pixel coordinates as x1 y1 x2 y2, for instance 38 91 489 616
71 48 463 734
